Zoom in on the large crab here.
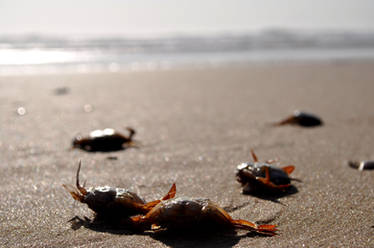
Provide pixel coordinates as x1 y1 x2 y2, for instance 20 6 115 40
131 197 277 236
236 150 295 194
63 162 176 222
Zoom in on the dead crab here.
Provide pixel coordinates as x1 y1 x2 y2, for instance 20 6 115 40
276 110 323 127
348 160 374 171
131 197 277 236
236 150 295 194
72 127 137 152
63 162 176 221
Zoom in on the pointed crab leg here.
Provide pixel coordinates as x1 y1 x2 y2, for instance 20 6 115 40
62 161 87 202
282 165 295 175
275 115 296 126
142 183 176 212
231 219 278 235
250 149 258 162
161 183 176 200
76 161 87 195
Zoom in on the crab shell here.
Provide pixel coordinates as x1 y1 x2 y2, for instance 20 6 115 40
236 162 294 193
81 186 147 216
72 128 135 151
131 197 277 235
139 197 229 229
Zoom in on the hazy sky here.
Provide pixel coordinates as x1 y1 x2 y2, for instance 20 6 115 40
1 0 374 36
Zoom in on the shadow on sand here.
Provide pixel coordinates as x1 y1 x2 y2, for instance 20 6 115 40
243 185 299 204
149 229 245 248
68 216 270 248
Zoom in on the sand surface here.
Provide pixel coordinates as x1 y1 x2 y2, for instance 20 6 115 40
0 62 373 247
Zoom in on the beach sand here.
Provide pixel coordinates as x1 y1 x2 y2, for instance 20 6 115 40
0 62 373 247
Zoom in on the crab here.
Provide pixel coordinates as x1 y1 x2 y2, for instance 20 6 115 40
348 160 374 171
131 197 277 236
72 127 137 152
63 162 176 221
236 150 295 194
276 110 323 127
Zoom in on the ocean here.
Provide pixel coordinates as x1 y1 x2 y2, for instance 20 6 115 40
1 30 374 75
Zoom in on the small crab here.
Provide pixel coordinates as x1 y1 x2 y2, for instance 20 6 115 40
63 162 176 221
131 197 277 236
348 160 374 171
276 110 323 127
72 127 137 152
236 150 295 194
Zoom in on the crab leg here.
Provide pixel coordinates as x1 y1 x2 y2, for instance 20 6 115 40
250 149 258 162
231 219 277 235
62 184 84 202
62 161 87 202
141 183 176 212
282 165 295 175
275 115 296 126
76 161 87 195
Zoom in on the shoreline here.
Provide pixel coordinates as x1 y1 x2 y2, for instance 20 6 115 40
2 57 374 77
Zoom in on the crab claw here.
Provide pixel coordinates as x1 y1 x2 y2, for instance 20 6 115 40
62 184 85 202
62 161 87 202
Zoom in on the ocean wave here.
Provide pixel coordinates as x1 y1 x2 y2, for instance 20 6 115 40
1 30 374 74
1 30 374 52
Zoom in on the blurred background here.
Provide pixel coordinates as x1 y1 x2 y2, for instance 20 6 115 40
1 0 374 75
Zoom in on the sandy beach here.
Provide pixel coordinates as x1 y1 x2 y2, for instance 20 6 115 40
0 62 373 247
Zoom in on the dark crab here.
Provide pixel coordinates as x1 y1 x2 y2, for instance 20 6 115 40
72 127 137 152
236 150 295 194
276 110 323 127
131 197 277 236
63 162 176 222
348 160 374 171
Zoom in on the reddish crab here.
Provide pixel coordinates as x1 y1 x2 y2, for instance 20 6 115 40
236 150 295 194
72 127 137 152
63 162 176 221
131 197 277 236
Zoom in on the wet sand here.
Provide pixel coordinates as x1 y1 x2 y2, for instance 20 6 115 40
0 62 373 247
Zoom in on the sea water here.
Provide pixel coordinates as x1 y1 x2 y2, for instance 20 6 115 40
1 30 374 75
